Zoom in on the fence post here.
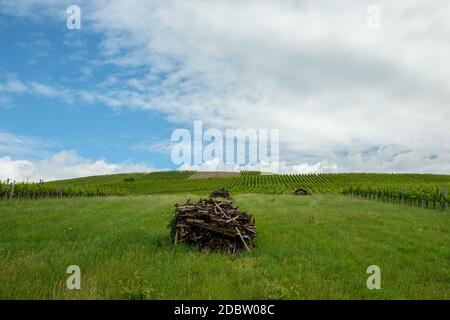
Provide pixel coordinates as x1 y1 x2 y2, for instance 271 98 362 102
8 181 15 200
445 188 449 211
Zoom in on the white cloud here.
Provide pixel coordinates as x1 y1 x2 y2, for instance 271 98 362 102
0 131 154 181
131 140 175 154
0 150 153 182
85 0 450 173
29 82 59 97
2 0 450 173
0 0 72 20
178 158 339 174
0 78 28 106
0 131 55 157
0 156 33 181
2 79 28 93
0 78 71 100
179 146 450 174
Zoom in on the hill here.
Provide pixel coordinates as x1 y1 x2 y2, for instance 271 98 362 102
42 171 450 196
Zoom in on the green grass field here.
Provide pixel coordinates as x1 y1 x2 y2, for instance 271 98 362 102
1 193 449 299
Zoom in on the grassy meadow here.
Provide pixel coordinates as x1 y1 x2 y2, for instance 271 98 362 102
0 193 448 299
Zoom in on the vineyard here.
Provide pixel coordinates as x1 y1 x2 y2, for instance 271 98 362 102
2 171 450 202
343 184 449 211
0 179 120 200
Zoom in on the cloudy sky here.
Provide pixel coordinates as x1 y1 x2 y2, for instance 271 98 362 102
0 0 449 181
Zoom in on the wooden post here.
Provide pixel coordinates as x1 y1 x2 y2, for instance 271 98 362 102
8 181 15 200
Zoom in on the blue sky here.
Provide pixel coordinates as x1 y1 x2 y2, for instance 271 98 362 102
0 8 180 176
1 1 449 180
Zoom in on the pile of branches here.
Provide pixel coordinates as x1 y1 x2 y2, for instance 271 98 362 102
209 188 230 199
293 188 310 196
170 197 256 253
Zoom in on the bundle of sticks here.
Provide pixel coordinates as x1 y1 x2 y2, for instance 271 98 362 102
170 197 256 253
209 188 230 199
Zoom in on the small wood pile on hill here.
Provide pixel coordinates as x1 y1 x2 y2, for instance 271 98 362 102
293 188 310 196
170 196 256 253
209 188 230 199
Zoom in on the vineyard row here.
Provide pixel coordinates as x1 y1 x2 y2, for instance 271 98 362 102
343 185 449 211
